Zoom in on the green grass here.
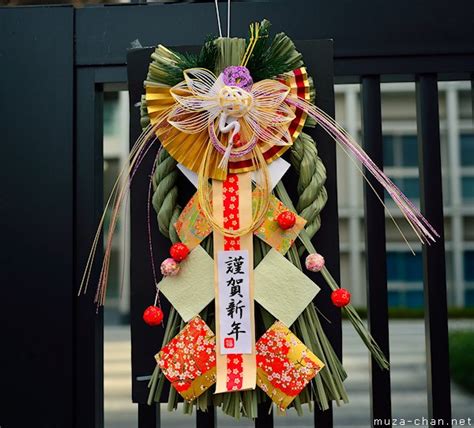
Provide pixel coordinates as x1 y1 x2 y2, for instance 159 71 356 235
449 331 474 394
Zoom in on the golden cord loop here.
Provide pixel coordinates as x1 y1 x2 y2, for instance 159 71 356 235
197 143 270 237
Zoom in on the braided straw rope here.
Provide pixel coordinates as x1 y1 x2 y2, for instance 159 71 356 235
290 132 328 240
151 149 181 243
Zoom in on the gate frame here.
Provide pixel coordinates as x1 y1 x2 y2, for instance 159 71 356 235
1 1 473 427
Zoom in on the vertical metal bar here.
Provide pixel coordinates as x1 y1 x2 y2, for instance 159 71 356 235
471 75 474 123
138 403 159 428
416 74 451 424
315 403 334 427
197 407 216 428
307 40 339 428
75 67 105 428
256 401 274 428
0 7 77 427
361 76 392 427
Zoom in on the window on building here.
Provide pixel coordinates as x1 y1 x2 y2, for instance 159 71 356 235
103 92 120 137
387 251 423 282
387 251 424 308
384 135 419 167
460 134 474 201
383 135 420 200
464 251 474 281
460 134 474 166
389 177 420 199
462 177 474 199
463 251 474 307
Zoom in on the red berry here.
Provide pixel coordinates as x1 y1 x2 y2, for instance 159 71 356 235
232 133 240 143
331 289 351 307
143 305 164 326
276 211 296 230
232 133 245 148
170 242 190 262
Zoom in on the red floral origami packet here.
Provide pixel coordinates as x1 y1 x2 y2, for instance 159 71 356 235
155 316 216 401
256 321 325 410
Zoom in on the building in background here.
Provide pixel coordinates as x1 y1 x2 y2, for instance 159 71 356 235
103 82 474 317
103 91 131 320
335 82 473 308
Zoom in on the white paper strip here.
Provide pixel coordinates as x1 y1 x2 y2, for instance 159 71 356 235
252 157 290 191
177 157 290 192
217 250 252 355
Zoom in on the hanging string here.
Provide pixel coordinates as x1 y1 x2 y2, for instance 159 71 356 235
95 134 159 307
79 123 157 299
227 0 231 37
147 152 161 289
147 149 164 321
79 105 177 307
214 0 223 38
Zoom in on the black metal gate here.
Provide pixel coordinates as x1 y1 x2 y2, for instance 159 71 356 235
1 1 473 428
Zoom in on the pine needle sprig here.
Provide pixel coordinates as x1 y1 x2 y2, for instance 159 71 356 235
146 36 218 87
244 19 271 65
197 35 219 72
247 28 304 81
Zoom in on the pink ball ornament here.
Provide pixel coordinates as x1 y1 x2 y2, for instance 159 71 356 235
305 253 325 272
160 258 180 277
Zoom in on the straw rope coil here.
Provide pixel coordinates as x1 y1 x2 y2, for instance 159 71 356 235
290 132 328 240
151 148 181 243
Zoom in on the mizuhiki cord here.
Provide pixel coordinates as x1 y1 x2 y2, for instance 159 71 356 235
96 133 159 306
79 122 156 298
286 95 439 246
209 122 258 158
79 106 174 306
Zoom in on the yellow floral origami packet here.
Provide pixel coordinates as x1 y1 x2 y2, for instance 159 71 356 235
253 194 306 255
256 321 325 410
174 193 212 249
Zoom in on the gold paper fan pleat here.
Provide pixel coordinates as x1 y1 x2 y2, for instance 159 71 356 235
144 68 311 180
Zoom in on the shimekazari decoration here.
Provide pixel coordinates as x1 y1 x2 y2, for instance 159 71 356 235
79 9 439 419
